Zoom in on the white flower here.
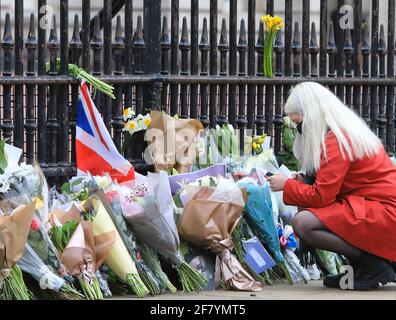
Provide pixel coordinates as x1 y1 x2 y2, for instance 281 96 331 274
4 162 33 179
216 124 221 132
0 175 11 193
94 175 113 189
122 108 135 122
123 120 138 135
138 114 151 130
4 162 20 174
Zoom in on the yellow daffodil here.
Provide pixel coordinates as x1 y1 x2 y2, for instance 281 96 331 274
275 22 284 31
273 16 283 26
262 14 283 77
261 15 271 24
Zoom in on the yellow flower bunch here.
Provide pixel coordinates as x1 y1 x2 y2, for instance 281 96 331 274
245 133 268 155
261 15 284 77
261 15 284 32
252 134 268 155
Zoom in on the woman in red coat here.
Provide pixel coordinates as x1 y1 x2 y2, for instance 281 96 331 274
267 82 396 291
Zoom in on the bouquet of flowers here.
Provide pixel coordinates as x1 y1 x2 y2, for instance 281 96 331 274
236 177 293 285
136 243 177 293
122 109 152 136
232 218 275 285
277 224 310 284
122 172 208 292
99 187 164 295
60 174 112 203
178 177 262 292
0 160 49 221
84 193 150 297
0 202 36 300
194 124 240 170
46 58 114 99
146 111 203 174
244 152 299 226
122 109 152 155
50 204 116 300
315 249 344 275
261 15 283 78
214 124 239 161
60 219 114 300
245 133 269 156
18 243 83 300
25 208 74 284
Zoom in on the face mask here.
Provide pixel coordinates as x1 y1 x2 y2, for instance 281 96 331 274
297 121 303 135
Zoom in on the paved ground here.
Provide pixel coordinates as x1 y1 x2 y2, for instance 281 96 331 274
114 281 396 300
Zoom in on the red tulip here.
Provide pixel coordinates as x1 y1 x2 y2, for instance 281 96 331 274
30 218 40 231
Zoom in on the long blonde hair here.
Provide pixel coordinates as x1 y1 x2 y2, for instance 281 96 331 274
284 82 382 174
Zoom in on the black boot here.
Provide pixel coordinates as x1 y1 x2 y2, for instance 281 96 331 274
353 252 395 291
381 261 396 284
323 258 360 289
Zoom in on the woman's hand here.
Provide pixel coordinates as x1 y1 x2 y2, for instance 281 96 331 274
266 173 290 192
292 173 305 182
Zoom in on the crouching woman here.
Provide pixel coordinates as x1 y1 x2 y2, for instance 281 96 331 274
267 82 396 291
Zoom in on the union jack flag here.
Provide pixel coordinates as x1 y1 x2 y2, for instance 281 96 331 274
76 82 135 183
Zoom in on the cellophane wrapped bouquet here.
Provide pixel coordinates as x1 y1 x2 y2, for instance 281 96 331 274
177 176 262 292
49 204 115 300
121 172 208 292
0 202 36 300
82 193 150 297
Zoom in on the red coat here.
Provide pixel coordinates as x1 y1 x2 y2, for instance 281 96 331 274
283 131 396 261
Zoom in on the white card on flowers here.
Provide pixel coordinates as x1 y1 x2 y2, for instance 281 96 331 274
5 143 22 166
278 164 293 178
262 136 271 151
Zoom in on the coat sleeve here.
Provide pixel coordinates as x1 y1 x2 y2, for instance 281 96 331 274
283 132 351 208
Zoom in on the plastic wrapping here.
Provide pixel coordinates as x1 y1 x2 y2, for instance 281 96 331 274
18 243 64 291
122 172 182 267
283 248 310 284
237 179 284 263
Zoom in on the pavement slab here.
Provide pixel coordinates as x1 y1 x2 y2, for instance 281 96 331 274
113 281 396 300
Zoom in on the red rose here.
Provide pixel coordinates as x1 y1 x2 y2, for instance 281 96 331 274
30 218 40 231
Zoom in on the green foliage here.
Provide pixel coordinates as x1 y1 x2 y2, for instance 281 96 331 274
277 117 299 171
50 221 79 253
